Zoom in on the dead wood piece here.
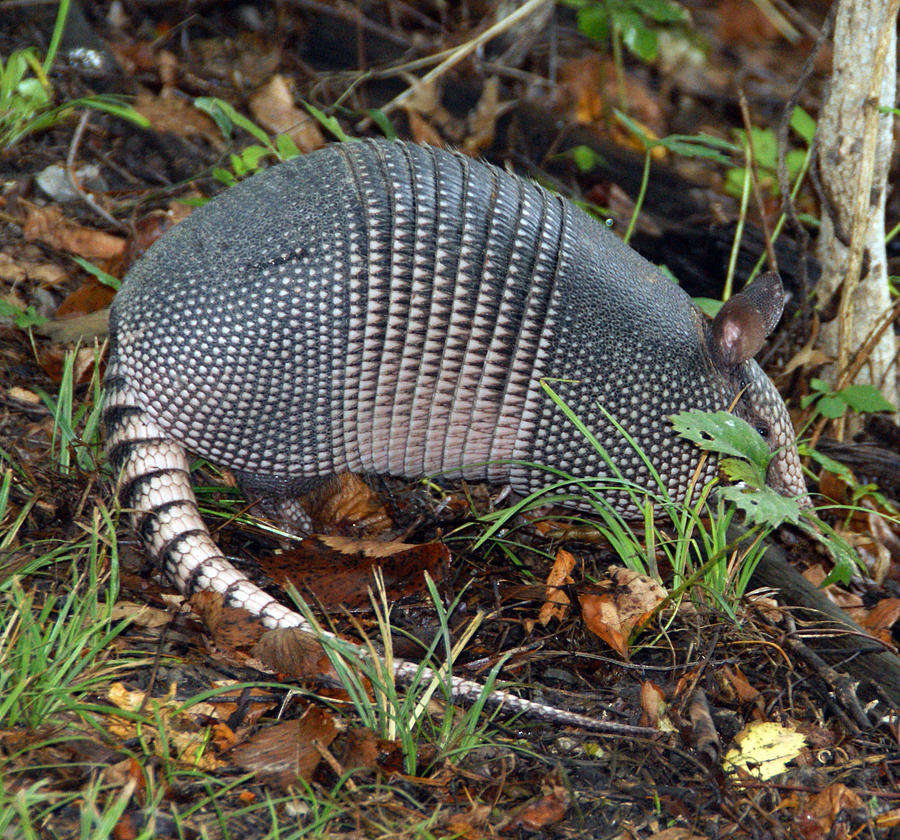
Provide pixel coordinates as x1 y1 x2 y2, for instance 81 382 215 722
745 525 900 714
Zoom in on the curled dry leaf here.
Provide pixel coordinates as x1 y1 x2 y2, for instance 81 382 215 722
578 566 667 659
252 626 339 684
685 688 720 765
797 782 865 837
639 680 667 729
302 472 393 535
537 548 576 627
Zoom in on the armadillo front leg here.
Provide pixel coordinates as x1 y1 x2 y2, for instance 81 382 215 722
103 373 304 629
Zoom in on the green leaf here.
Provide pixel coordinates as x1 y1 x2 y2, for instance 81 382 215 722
613 109 653 148
803 447 855 482
211 167 236 187
71 257 120 290
641 0 688 23
241 143 271 170
195 97 273 146
718 484 803 527
618 11 658 62
0 301 48 328
724 167 748 198
303 102 351 142
749 126 777 170
671 410 771 466
195 97 233 139
816 395 847 419
230 152 247 176
785 148 807 180
692 297 723 318
658 138 732 165
275 133 301 160
790 105 816 144
367 108 397 140
837 384 895 413
576 4 610 42
800 392 819 410
718 456 766 489
572 144 601 172
83 98 149 128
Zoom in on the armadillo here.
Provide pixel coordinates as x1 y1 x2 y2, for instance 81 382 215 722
103 138 806 730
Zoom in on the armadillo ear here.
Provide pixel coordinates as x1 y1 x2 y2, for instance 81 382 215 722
711 272 785 366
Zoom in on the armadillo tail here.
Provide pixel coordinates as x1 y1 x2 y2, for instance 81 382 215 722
102 369 304 629
102 372 648 734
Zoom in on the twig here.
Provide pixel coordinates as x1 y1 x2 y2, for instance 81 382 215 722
358 0 554 128
66 110 125 230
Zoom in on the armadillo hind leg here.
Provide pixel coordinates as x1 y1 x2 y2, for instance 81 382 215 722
232 470 332 535
103 372 305 629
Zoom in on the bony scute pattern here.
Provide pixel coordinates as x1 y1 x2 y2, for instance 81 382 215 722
104 138 807 729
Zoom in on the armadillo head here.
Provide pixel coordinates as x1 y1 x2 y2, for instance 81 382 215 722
709 272 807 503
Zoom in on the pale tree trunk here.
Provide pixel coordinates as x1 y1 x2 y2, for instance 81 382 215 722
815 0 899 429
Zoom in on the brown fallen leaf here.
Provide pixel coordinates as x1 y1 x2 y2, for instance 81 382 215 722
252 626 340 684
537 548 576 627
0 251 67 285
229 707 337 787
718 665 763 710
249 74 325 154
261 535 449 611
23 204 125 261
334 727 380 775
36 344 98 384
639 680 667 730
191 590 267 650
858 597 900 645
506 786 569 831
132 90 222 146
578 566 667 659
56 276 116 318
302 472 393 535
797 782 864 837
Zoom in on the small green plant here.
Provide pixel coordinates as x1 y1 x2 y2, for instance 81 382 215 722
0 508 133 731
0 0 148 149
35 346 106 472
565 0 690 64
564 0 693 111
194 96 354 189
724 106 816 199
801 377 896 423
0 300 48 329
289 570 502 775
473 386 858 622
193 96 303 188
576 111 738 244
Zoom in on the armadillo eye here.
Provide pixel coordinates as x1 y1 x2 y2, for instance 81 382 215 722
756 424 770 439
